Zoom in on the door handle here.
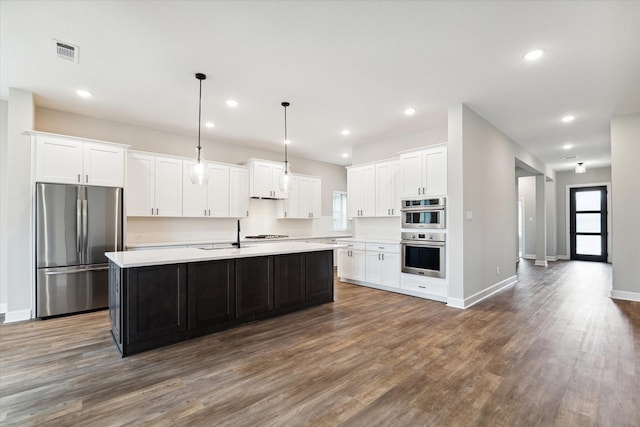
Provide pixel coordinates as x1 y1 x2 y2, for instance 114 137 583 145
76 199 82 255
82 199 88 264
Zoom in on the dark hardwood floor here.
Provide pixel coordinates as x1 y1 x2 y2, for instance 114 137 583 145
1 260 638 426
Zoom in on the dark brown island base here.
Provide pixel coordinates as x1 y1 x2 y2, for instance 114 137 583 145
106 243 335 356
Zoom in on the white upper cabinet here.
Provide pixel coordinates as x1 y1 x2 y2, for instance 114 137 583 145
246 159 288 199
229 166 249 218
399 145 447 198
182 161 230 217
33 133 125 187
279 174 321 219
347 164 376 217
127 152 182 217
375 160 400 216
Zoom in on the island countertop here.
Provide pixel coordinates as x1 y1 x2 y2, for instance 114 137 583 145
106 241 343 268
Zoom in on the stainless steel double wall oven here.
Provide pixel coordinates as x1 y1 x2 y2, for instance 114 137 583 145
400 197 446 278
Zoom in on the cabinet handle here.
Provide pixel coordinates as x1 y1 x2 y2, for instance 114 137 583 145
77 174 81 183
418 285 426 289
423 187 426 194
156 208 159 215
418 187 421 195
246 210 249 217
382 254 385 261
378 253 381 260
151 208 154 215
86 174 89 183
204 209 207 216
208 209 211 216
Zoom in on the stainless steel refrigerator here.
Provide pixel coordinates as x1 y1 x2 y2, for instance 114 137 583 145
35 183 123 318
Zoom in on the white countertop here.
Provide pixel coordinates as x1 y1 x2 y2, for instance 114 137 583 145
126 234 352 249
107 241 344 268
335 237 401 244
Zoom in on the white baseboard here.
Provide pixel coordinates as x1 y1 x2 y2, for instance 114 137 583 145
0 303 7 314
546 256 558 262
447 275 518 309
534 260 548 267
3 309 32 323
557 254 570 260
522 254 536 260
610 290 640 302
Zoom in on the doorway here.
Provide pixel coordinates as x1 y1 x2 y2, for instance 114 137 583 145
569 186 608 262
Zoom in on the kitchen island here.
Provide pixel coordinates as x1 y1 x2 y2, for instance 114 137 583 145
106 242 336 356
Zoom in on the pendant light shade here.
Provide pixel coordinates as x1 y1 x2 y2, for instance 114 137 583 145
575 162 586 174
190 73 210 185
279 101 292 192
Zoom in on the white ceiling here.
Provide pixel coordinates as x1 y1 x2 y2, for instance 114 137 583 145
2 1 639 170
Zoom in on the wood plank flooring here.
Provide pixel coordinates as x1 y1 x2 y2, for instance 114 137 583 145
1 260 638 426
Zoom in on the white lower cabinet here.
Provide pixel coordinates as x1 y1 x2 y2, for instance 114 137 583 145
364 243 400 288
338 243 365 282
400 274 448 302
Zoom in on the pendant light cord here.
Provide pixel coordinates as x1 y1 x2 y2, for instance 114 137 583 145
197 76 203 162
283 104 288 165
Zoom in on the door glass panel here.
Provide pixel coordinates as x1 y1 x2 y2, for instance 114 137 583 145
575 191 600 211
576 213 601 233
576 235 602 256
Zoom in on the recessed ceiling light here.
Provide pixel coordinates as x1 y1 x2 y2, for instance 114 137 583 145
76 89 92 98
205 121 215 128
524 49 544 61
404 107 416 116
341 129 350 136
341 153 349 158
563 144 573 150
226 99 238 108
561 115 575 123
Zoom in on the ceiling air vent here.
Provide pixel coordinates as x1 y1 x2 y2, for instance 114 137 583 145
54 40 79 63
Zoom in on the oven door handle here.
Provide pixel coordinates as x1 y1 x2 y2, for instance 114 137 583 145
401 241 445 247
400 206 445 212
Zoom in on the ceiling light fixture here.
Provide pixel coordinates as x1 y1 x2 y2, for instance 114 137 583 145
563 144 573 150
341 129 350 136
76 89 92 98
279 101 292 192
524 49 544 61
205 121 215 128
341 153 349 158
575 162 586 174
189 73 210 185
404 107 416 116
226 99 238 108
561 115 575 123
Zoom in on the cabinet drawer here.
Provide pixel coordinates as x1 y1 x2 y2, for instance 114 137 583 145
401 276 447 297
340 242 365 251
365 243 399 253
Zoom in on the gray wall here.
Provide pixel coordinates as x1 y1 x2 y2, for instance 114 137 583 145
554 166 611 258
36 107 347 217
351 122 447 164
448 104 520 303
611 113 640 296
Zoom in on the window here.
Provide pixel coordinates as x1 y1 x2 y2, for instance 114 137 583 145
332 191 348 231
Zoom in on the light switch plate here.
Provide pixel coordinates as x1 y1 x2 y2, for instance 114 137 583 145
465 211 473 220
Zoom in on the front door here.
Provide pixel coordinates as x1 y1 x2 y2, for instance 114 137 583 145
569 186 608 262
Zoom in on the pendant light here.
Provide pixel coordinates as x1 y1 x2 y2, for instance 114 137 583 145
190 73 210 185
279 101 292 192
575 162 586 174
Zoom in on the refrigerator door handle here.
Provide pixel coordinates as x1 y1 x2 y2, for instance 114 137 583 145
76 198 82 258
45 266 109 275
82 198 88 264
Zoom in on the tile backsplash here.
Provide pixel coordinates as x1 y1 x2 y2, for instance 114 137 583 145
126 198 351 244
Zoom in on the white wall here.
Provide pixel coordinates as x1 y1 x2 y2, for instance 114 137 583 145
518 177 536 257
351 122 447 165
5 89 35 322
554 167 612 258
0 100 8 313
610 113 640 299
545 180 556 260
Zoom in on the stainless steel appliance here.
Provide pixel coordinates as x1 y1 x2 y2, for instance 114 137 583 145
400 197 446 229
401 231 445 278
36 183 123 318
